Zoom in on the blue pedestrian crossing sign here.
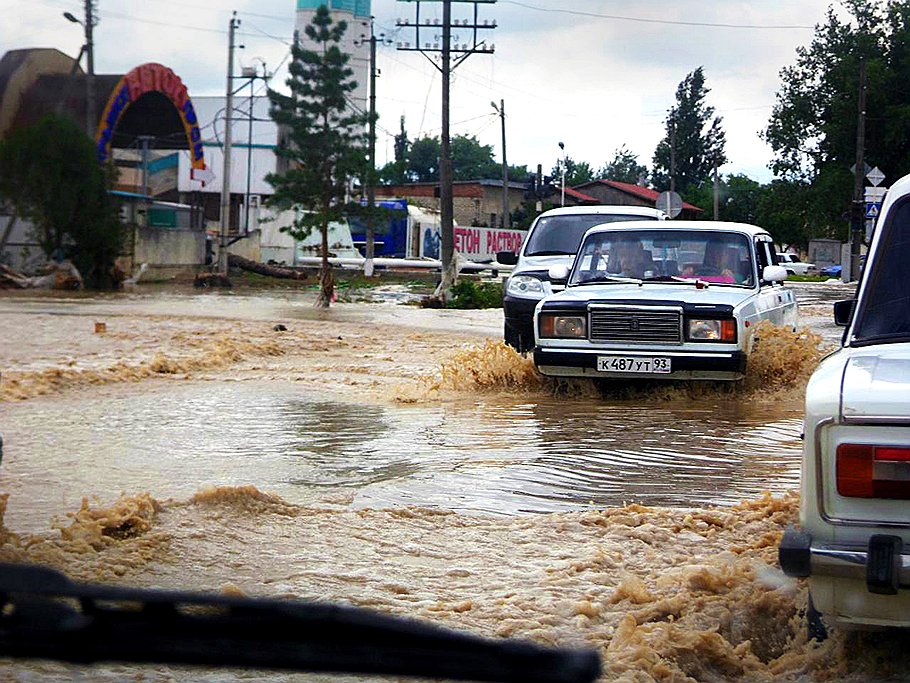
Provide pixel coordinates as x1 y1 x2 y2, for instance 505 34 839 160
866 202 882 219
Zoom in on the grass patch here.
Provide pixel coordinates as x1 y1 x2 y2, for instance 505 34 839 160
786 274 832 282
445 279 503 309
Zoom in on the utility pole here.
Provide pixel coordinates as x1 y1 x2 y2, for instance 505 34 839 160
850 58 867 282
359 21 384 278
219 11 241 275
558 141 566 207
712 157 719 221
396 0 496 298
491 99 508 228
669 116 676 194
84 0 96 137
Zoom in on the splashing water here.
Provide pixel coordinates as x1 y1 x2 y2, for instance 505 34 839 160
0 487 906 681
407 323 828 404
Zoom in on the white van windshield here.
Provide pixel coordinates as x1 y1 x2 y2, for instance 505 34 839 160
523 214 656 256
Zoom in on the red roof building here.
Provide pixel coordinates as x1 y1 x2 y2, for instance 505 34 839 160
573 179 703 219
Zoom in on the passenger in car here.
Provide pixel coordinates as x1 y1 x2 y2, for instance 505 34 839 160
681 241 746 283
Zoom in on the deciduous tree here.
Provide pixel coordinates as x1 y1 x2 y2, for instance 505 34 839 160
0 113 124 288
598 145 649 185
652 67 727 196
763 0 910 235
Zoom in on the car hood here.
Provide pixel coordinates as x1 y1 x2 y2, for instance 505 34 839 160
543 282 754 307
841 344 910 420
513 254 574 276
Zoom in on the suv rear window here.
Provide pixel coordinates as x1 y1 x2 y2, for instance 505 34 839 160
523 214 655 256
852 199 910 345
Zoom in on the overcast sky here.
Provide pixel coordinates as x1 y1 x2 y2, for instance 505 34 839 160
6 0 845 184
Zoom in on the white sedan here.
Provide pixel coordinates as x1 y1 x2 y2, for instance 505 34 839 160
532 222 796 381
779 172 910 637
777 252 815 275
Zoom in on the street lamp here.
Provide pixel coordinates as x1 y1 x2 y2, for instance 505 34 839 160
558 141 566 207
62 8 95 137
491 100 508 228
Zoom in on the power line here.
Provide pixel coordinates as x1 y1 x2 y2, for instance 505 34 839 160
499 1 816 30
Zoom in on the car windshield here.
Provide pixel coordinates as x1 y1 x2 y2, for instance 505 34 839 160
851 199 910 345
568 229 755 287
523 214 656 256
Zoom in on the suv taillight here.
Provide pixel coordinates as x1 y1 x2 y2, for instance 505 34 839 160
837 444 910 499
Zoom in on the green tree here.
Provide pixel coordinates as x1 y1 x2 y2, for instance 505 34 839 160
406 136 439 182
756 179 815 249
652 67 727 196
550 157 594 187
598 145 648 185
763 0 910 235
0 113 124 288
387 133 507 183
266 4 369 307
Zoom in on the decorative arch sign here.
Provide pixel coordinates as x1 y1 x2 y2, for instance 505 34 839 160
94 63 206 176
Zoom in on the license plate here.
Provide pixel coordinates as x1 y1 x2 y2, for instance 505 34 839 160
596 355 672 374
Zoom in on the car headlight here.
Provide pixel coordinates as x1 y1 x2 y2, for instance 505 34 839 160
539 314 587 339
506 275 548 298
686 318 736 342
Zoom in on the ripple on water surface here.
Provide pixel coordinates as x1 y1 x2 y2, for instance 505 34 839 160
1 379 802 529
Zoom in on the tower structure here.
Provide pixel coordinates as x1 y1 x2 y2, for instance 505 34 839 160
295 0 371 116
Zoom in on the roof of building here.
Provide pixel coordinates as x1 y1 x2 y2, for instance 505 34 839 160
574 179 703 212
562 186 599 203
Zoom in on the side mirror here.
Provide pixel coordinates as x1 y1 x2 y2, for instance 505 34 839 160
762 265 789 283
833 299 856 327
496 250 518 266
548 265 569 281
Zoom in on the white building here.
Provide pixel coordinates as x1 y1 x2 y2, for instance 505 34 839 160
295 0 371 116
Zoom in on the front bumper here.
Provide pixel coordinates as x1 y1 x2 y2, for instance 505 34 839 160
533 347 747 381
503 294 542 351
780 526 910 594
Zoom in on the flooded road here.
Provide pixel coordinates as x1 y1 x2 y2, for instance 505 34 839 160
4 280 904 683
0 380 803 531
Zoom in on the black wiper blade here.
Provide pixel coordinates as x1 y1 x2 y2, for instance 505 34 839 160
641 275 689 283
574 275 642 285
525 250 571 256
0 564 600 683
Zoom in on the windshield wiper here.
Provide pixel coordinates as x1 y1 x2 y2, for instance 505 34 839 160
525 250 571 256
641 275 690 283
0 563 600 683
574 275 642 286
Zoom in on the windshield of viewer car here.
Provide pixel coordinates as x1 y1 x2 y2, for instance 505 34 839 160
568 230 755 286
523 214 655 256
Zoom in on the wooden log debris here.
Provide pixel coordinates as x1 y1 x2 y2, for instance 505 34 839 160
228 254 309 281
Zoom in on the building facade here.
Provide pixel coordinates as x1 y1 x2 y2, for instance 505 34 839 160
295 0 371 116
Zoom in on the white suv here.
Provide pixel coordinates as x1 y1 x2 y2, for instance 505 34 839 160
779 175 909 637
499 206 665 352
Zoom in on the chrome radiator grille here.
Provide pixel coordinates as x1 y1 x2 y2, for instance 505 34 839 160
589 307 682 343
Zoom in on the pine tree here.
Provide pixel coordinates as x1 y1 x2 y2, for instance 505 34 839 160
266 5 369 307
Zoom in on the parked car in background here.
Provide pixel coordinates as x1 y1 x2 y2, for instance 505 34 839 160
779 172 910 637
818 264 843 278
776 252 815 275
498 206 665 352
531 222 796 381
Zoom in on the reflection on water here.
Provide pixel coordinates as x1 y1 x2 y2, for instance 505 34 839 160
0 379 802 529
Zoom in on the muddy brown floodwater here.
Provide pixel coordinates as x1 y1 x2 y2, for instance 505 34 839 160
3 281 908 682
